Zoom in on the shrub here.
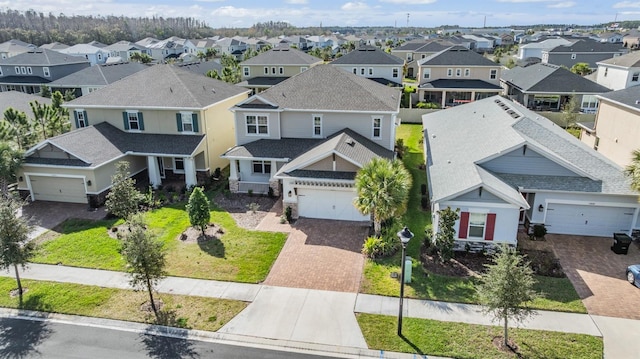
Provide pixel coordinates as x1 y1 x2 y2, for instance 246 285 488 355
532 224 547 240
213 167 221 179
421 195 429 210
362 236 382 259
248 189 253 197
267 187 274 198
279 215 287 224
420 184 427 195
285 206 293 222
247 202 260 213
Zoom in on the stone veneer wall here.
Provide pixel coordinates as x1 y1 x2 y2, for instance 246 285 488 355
284 201 298 219
229 179 239 193
452 240 515 254
269 180 280 197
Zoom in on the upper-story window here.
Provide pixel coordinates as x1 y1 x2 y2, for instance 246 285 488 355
97 53 102 60
393 68 399 78
300 67 308 72
0 67 2 76
604 68 608 77
490 69 497 79
14 66 19 74
372 117 381 139
243 67 250 77
312 114 322 137
264 67 269 75
571 53 576 60
633 72 639 82
455 68 462 77
464 68 470 77
447 68 453 77
75 109 88 128
352 68 357 74
271 67 276 74
43 67 50 77
360 68 365 75
177 112 198 133
246 114 268 135
368 68 373 76
20 66 26 74
406 53 412 61
123 111 144 131
279 67 284 75
423 68 431 79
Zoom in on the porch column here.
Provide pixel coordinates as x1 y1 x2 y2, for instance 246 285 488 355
147 156 161 189
471 91 476 101
270 160 277 178
523 94 530 107
229 159 238 180
184 157 197 187
441 90 447 108
269 160 280 196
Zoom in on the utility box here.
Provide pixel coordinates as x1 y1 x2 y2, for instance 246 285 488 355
404 256 412 283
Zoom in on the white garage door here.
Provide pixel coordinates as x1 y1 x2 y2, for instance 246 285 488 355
297 188 369 222
29 176 87 204
545 203 635 236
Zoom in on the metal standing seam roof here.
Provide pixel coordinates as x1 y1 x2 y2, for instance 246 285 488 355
26 122 205 168
65 64 249 109
422 96 636 205
240 47 322 66
331 46 404 65
255 64 401 112
501 63 610 93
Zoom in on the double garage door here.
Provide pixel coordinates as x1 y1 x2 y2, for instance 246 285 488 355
29 176 87 204
297 188 369 222
545 203 635 237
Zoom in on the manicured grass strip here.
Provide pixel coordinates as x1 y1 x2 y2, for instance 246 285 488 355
531 275 585 313
33 204 288 283
357 313 602 359
0 277 246 331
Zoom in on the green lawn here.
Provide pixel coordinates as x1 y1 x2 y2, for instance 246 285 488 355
0 277 246 331
360 124 586 313
34 203 288 283
357 313 602 359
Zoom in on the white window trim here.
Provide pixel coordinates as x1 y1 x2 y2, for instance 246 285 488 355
360 68 365 75
43 67 50 77
279 67 284 74
126 110 141 132
173 158 185 174
423 68 431 79
0 67 3 76
312 114 322 137
571 53 576 59
352 67 357 74
372 116 382 139
447 68 453 77
271 67 276 74
392 68 399 78
76 109 86 128
490 69 497 79
14 66 19 74
243 67 250 77
181 112 194 133
245 114 269 136
300 66 308 72
26 67 32 75
368 67 373 76
455 68 462 77
20 66 26 74
468 213 487 239
264 67 269 75
464 68 470 77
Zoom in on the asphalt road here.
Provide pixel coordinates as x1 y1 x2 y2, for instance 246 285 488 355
0 317 348 359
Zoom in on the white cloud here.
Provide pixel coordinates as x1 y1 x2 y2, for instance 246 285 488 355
379 0 436 4
341 2 370 11
495 0 554 3
285 0 309 4
194 0 225 3
547 1 576 8
614 1 640 8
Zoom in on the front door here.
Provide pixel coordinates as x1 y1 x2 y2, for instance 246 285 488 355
157 157 165 178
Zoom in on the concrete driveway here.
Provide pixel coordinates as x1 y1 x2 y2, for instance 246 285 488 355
547 234 640 320
19 201 107 239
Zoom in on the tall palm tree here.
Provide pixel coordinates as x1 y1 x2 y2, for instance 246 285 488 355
625 149 640 193
354 158 412 236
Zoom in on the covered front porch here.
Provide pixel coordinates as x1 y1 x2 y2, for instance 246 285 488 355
226 158 285 195
417 80 503 108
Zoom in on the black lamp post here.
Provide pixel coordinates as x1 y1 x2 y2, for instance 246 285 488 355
397 226 414 336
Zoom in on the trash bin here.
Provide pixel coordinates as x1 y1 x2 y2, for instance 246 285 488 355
404 256 412 283
611 233 632 255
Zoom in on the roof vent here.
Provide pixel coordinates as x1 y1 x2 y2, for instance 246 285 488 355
346 137 356 146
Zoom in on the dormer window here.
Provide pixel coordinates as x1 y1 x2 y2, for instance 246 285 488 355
243 67 250 76
74 109 88 128
447 68 453 77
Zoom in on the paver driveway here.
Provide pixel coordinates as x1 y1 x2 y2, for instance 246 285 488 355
20 201 107 239
547 234 640 319
257 201 369 292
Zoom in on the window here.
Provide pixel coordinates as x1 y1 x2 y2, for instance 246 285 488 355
459 212 496 240
360 68 365 75
14 66 19 74
0 67 3 76
243 67 250 76
368 68 373 76
43 67 50 77
423 68 431 79
455 68 462 77
264 67 269 75
174 158 185 173
447 68 453 77
633 72 639 82
353 68 357 74
604 68 608 77
392 68 399 78
26 67 32 74
464 68 470 77
594 136 600 150
252 160 271 174
97 53 102 60
88 87 99 93
181 113 194 132
490 69 497 79
300 66 308 72
279 67 284 74
246 115 268 135
571 53 576 59
271 67 276 74
581 95 598 113
312 115 322 137
468 213 486 238
372 117 381 138
75 110 87 128
20 66 26 74
127 112 140 130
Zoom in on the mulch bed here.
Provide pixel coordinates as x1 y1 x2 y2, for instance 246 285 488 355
212 192 278 230
177 224 224 243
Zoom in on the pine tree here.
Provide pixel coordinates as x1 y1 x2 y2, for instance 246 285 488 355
105 161 142 219
186 187 210 237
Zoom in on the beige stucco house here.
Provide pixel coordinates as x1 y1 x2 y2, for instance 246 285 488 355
17 64 249 204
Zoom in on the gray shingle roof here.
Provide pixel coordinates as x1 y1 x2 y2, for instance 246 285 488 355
175 61 223 76
240 47 322 66
548 40 625 53
49 62 148 87
0 91 51 114
0 48 89 66
597 85 640 110
420 79 502 90
418 46 498 67
255 64 401 112
66 64 249 109
104 41 147 52
26 122 204 167
422 96 635 205
501 63 610 93
597 50 640 68
222 138 324 159
331 46 404 65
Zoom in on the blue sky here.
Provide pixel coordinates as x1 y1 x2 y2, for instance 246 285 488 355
0 0 637 28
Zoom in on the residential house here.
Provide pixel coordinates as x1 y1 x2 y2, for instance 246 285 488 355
166 36 198 54
461 34 493 52
49 62 148 97
391 40 456 78
0 90 51 115
517 38 574 60
623 30 640 49
578 86 640 168
541 40 628 69
39 42 69 51
87 41 108 48
280 36 312 51
501 63 610 113
58 44 110 66
143 39 187 61
591 32 623 44
191 38 218 55
16 65 249 204
221 65 401 221
595 51 640 90
416 46 503 108
0 39 35 59
0 49 90 94
214 37 247 59
423 96 639 250
500 34 515 47
238 46 322 94
104 41 150 62
330 45 404 86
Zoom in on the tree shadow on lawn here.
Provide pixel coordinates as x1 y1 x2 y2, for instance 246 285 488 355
196 235 226 259
0 294 53 359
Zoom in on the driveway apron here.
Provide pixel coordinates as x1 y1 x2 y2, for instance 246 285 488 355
20 201 107 239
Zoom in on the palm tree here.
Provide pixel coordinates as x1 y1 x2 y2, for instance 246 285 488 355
625 149 640 193
354 158 412 236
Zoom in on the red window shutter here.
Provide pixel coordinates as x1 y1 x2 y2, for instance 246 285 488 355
485 213 496 241
458 212 469 239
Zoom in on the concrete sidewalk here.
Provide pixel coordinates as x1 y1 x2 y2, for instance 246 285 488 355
0 263 627 357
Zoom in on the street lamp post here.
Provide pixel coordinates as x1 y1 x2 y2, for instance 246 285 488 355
397 226 414 336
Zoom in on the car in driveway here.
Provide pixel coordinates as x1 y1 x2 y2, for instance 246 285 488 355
627 264 640 287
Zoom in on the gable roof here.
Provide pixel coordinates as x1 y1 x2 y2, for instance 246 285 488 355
49 62 148 87
418 46 498 67
66 64 249 110
246 64 400 112
597 50 640 68
0 48 89 66
240 46 321 66
25 122 204 168
423 96 635 205
59 44 107 55
501 63 610 93
331 46 404 65
547 39 625 53
0 40 34 53
39 42 69 50
0 91 51 114
597 85 640 111
104 41 147 52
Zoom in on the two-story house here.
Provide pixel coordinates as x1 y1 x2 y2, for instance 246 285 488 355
578 86 640 168
58 44 111 66
238 46 322 94
221 64 401 222
416 46 503 108
541 40 628 69
104 41 150 62
49 62 148 97
330 46 404 86
0 49 90 94
214 38 248 59
391 40 453 78
517 38 574 60
16 65 249 205
595 51 640 90
0 39 35 59
501 63 610 112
